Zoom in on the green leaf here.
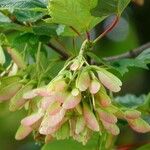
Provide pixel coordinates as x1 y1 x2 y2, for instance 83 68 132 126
111 48 150 75
0 33 9 45
91 0 131 17
115 94 146 108
47 0 104 33
13 10 45 22
111 58 148 75
53 122 70 140
42 134 99 150
137 48 150 64
137 143 150 150
0 0 47 22
32 24 57 37
0 0 46 10
0 12 11 22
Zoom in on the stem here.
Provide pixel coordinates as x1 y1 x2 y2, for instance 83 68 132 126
70 26 83 40
93 15 119 44
47 42 69 59
36 42 42 73
86 31 91 41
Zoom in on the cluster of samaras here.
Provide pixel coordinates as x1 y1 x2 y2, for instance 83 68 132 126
1 57 147 145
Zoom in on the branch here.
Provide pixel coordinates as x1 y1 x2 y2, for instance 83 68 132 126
103 42 150 62
47 42 70 60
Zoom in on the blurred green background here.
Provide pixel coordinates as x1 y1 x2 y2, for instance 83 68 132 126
0 0 150 150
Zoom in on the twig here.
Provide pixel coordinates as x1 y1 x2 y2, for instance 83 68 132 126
47 42 150 62
104 42 150 62
86 31 91 41
93 15 119 44
70 26 83 40
47 42 70 59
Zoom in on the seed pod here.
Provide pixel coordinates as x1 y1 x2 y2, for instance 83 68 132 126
9 81 35 111
7 47 26 69
128 118 150 133
75 116 85 134
62 93 81 109
21 112 43 127
0 45 5 65
97 109 117 124
23 87 51 100
40 108 66 128
41 96 56 111
102 120 120 135
0 82 22 102
124 110 141 120
40 118 65 135
47 101 61 115
95 87 111 107
83 102 99 132
76 71 91 91
75 104 83 115
97 69 122 92
89 79 101 94
47 79 67 92
15 125 32 140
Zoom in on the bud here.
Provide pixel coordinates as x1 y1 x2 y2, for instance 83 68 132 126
76 71 91 91
15 125 32 140
97 69 122 92
83 102 99 132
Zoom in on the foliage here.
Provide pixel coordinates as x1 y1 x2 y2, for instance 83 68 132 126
0 0 150 150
